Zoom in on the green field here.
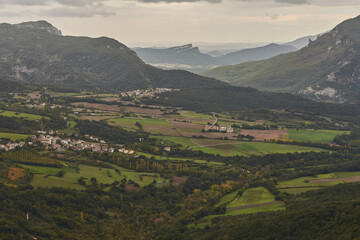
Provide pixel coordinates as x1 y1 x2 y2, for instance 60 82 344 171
108 117 181 136
136 151 225 167
206 187 285 220
152 135 198 148
0 132 32 140
58 120 77 133
192 141 325 156
288 129 350 143
276 172 360 194
0 111 49 120
20 163 166 189
45 91 93 97
227 187 275 208
154 136 326 156
178 111 213 120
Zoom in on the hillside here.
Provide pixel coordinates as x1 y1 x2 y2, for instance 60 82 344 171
203 15 360 103
285 34 318 49
217 43 297 65
0 21 226 92
133 44 221 73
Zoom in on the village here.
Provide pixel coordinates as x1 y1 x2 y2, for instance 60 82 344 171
0 131 136 154
120 88 179 99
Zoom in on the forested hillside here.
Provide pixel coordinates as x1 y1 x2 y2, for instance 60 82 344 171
0 21 225 92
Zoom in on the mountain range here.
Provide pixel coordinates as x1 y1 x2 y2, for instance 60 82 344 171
133 44 221 73
203 15 360 103
133 36 318 73
0 21 224 92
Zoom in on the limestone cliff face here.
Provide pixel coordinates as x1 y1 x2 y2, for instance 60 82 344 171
15 21 62 36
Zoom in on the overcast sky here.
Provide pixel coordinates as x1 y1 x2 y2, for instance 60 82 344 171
0 0 359 46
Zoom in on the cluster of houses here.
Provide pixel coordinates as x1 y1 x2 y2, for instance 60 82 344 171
0 141 28 151
32 132 135 154
120 88 179 99
26 102 64 109
204 125 234 133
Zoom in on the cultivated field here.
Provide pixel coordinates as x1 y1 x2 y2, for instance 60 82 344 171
71 102 120 112
240 129 288 141
287 129 350 143
0 132 32 141
20 163 167 189
108 118 182 136
276 171 360 194
0 111 48 120
191 139 324 156
208 187 285 219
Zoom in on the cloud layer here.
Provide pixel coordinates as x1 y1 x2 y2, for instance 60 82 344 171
0 0 116 17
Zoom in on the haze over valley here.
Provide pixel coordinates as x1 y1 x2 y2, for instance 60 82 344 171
1 2 360 240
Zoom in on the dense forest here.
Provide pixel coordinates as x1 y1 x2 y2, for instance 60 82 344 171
146 87 360 123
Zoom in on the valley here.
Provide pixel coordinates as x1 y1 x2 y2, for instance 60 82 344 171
1 17 360 240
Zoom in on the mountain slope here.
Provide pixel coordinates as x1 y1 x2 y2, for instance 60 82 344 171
203 15 360 103
0 22 226 92
217 43 297 65
133 44 222 73
285 34 318 49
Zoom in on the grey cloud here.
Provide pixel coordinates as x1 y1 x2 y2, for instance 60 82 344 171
0 0 110 7
0 0 48 5
0 0 117 18
42 6 116 18
275 0 310 4
138 0 221 3
54 0 107 7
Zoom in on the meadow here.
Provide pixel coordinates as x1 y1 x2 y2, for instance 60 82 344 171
0 132 32 141
276 171 360 194
207 187 285 220
287 129 350 143
108 117 181 136
0 110 48 121
19 163 167 189
151 136 325 156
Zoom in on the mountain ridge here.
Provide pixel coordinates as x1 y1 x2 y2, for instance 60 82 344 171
0 21 226 92
202 15 360 103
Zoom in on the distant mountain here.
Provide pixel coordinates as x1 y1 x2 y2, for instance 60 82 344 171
0 21 226 92
133 44 222 73
217 43 297 65
133 43 299 72
285 34 319 49
203 15 360 103
205 49 237 58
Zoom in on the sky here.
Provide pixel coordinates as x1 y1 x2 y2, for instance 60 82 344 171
0 0 360 46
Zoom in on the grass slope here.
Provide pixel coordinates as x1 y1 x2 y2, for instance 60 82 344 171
0 111 48 120
288 129 350 143
20 163 166 189
208 187 285 219
276 172 360 194
0 132 32 140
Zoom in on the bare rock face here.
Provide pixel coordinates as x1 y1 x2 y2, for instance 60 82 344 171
15 20 62 36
